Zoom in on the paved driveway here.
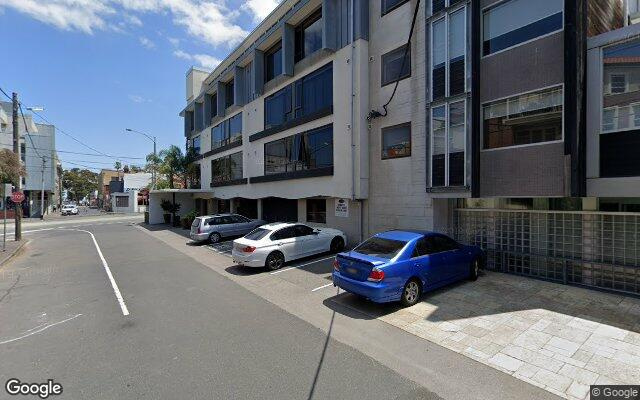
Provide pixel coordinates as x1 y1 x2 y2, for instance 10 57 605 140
331 271 640 400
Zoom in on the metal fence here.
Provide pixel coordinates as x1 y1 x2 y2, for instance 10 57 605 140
453 209 640 295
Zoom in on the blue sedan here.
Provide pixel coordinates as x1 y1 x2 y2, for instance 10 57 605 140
332 230 485 307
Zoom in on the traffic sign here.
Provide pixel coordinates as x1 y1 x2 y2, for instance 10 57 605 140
11 191 25 203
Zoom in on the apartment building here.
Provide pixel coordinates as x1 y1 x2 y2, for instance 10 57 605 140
152 0 640 295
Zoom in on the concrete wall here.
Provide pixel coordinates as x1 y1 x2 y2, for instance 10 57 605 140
111 191 139 213
367 0 435 234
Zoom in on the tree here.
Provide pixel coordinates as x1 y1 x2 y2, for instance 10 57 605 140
62 168 98 201
123 164 130 173
158 145 183 189
0 149 26 185
114 161 122 171
183 146 200 188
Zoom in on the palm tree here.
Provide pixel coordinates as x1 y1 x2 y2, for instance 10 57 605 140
159 145 183 189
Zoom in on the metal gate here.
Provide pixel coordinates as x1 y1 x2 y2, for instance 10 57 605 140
453 209 640 295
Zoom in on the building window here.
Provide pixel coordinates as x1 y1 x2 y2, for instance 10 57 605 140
602 39 640 134
191 136 201 154
432 18 446 99
306 199 326 223
483 86 563 150
431 5 466 101
432 0 445 14
116 196 129 208
381 45 411 87
212 151 243 183
264 125 333 175
212 112 242 150
381 123 411 159
382 0 409 15
209 93 217 121
264 63 333 130
610 74 627 94
225 80 234 108
265 42 283 83
20 143 25 162
244 61 253 102
483 0 563 56
431 100 466 187
295 9 322 62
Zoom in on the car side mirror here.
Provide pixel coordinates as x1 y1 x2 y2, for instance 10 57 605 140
312 230 320 235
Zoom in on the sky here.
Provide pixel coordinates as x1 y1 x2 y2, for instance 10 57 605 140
0 0 281 171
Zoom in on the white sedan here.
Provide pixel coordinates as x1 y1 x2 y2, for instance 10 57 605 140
61 204 79 216
232 222 347 270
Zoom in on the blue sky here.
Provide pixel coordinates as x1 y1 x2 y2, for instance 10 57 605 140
0 0 280 171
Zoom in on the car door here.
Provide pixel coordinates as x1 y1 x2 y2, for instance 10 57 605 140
216 216 236 237
232 215 253 236
293 225 317 257
271 227 298 260
432 235 466 280
411 236 451 287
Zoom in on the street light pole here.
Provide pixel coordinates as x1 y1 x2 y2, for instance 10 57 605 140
125 128 157 190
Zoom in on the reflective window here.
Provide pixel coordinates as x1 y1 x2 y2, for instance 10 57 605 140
449 8 465 96
602 39 640 133
448 101 465 186
483 0 563 56
191 136 201 154
381 123 411 159
264 125 333 175
430 100 467 187
431 106 446 187
382 0 409 15
265 42 282 82
306 199 326 223
381 45 411 87
483 87 563 149
295 9 322 62
264 63 332 130
211 151 243 183
225 80 234 108
212 113 242 150
432 18 446 99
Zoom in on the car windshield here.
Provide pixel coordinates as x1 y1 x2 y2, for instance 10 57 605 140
353 237 407 259
244 228 271 241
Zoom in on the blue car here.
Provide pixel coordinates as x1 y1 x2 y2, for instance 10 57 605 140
332 230 484 307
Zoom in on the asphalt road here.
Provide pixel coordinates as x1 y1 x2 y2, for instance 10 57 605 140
0 223 438 399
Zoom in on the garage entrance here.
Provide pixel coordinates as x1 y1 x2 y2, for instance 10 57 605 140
235 198 258 219
262 197 298 223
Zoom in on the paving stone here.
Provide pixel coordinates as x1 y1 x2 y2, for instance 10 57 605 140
558 364 599 385
552 353 587 369
461 324 490 338
530 319 552 332
542 323 592 344
487 353 524 372
592 324 628 340
545 337 581 357
502 344 565 373
514 363 540 379
448 331 467 342
567 317 600 333
532 369 573 393
586 354 640 383
439 321 463 332
566 381 590 400
624 331 640 346
513 328 552 350
612 350 640 366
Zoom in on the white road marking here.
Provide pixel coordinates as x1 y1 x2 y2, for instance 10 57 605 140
270 256 334 275
311 283 334 292
0 314 82 345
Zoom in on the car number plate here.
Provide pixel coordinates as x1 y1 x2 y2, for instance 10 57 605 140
347 267 357 275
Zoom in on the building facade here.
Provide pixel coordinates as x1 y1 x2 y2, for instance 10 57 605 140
153 0 640 295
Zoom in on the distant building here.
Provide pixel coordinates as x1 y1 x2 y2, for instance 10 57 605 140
0 101 58 218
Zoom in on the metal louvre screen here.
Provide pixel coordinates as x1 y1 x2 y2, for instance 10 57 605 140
453 209 640 295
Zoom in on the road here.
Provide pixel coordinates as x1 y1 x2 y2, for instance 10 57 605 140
0 220 559 400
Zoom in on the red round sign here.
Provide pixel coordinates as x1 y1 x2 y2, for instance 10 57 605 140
11 191 25 203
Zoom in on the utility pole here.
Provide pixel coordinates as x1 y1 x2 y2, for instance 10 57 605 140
40 156 45 220
12 93 22 241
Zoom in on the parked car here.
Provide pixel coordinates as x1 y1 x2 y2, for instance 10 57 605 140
231 222 347 270
332 230 484 307
190 214 266 243
61 204 79 216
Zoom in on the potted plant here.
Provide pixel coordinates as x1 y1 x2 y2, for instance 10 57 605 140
160 200 173 224
182 209 197 229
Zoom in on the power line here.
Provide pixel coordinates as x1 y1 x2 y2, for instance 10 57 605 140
0 143 144 160
18 102 42 158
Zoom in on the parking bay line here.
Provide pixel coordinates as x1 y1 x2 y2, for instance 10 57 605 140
311 283 334 292
270 256 334 275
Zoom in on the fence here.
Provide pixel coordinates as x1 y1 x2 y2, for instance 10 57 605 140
453 209 640 295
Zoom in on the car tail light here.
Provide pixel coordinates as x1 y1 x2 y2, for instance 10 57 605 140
367 268 385 282
333 259 340 271
242 246 256 253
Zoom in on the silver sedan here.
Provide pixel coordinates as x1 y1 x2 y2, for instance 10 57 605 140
190 214 266 243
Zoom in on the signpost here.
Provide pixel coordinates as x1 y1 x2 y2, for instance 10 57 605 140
11 191 25 204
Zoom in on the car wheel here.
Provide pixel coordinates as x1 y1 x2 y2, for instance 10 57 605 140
400 278 422 307
469 258 480 281
209 232 221 244
330 237 345 253
265 251 285 271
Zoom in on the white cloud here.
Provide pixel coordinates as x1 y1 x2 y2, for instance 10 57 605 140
167 37 179 46
139 36 155 48
0 0 249 47
123 13 142 26
128 94 151 103
173 49 220 70
242 0 279 22
0 0 114 34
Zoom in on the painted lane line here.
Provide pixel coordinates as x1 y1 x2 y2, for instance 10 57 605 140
77 229 130 316
270 256 335 275
311 283 334 292
0 314 82 345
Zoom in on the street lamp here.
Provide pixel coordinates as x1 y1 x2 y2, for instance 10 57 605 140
125 128 157 190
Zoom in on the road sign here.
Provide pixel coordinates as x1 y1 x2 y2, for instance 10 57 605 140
11 191 25 203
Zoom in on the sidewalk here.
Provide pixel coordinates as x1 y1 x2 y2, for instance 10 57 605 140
332 271 640 399
0 239 28 267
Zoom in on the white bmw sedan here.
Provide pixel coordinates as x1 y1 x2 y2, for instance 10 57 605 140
232 222 347 270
